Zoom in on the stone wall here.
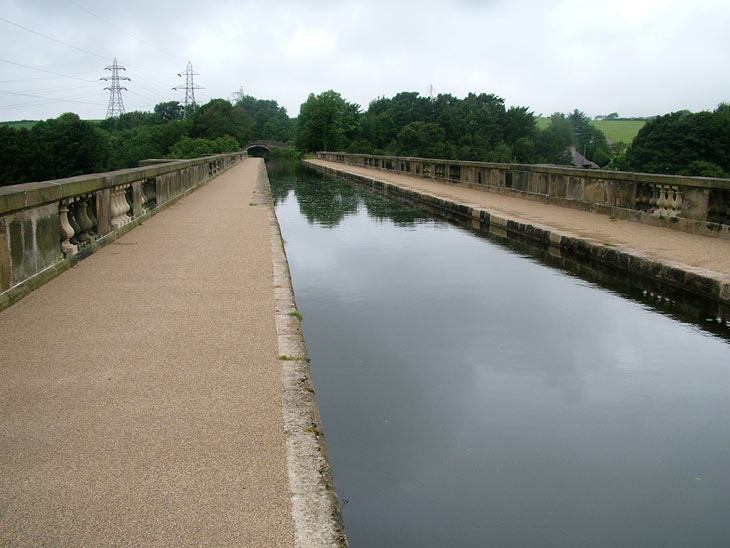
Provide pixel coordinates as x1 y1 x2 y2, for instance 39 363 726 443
316 152 730 239
0 152 245 310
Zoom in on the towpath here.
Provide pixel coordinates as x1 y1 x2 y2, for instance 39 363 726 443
306 159 730 280
1 159 305 546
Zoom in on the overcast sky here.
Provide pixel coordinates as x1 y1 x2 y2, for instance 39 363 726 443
1 0 728 122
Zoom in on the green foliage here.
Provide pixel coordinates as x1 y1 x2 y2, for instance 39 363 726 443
534 113 573 165
167 135 240 159
0 94 296 186
679 161 728 178
626 106 730 176
153 101 184 123
99 110 156 132
236 95 293 142
31 113 110 181
394 122 456 159
319 90 537 163
107 120 191 169
296 90 361 152
269 145 301 160
191 98 253 145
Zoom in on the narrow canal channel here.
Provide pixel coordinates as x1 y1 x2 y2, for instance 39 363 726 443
268 160 730 548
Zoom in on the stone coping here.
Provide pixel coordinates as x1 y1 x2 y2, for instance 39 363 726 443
0 153 243 216
258 162 349 547
319 152 730 190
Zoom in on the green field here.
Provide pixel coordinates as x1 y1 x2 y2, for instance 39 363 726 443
535 117 645 144
1 119 103 129
0 120 38 129
591 120 645 143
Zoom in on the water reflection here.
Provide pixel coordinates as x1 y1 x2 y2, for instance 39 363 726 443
269 160 730 548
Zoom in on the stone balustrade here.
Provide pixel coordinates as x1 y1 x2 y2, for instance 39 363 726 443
0 152 244 309
317 152 730 238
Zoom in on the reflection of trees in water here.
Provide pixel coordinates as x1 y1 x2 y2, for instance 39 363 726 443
268 160 429 228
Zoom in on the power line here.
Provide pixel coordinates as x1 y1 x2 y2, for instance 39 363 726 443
67 0 177 60
0 58 99 83
0 16 109 60
0 88 107 106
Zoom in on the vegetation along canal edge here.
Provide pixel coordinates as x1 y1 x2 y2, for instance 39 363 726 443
258 161 349 547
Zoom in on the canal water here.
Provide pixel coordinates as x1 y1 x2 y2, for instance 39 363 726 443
268 160 730 548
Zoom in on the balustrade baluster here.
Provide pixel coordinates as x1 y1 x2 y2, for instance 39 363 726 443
111 186 124 229
110 187 119 229
86 194 98 236
648 184 658 213
669 186 682 217
654 185 667 216
76 196 93 243
123 185 133 221
67 199 82 245
59 200 77 255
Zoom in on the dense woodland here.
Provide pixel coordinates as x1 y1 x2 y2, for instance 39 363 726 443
0 90 728 186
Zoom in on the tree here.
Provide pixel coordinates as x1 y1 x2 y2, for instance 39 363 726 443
567 109 610 166
154 101 184 123
236 95 293 142
394 122 456 159
167 135 240 159
32 113 110 180
295 90 361 152
107 120 190 169
99 110 155 132
534 113 573 165
626 107 730 176
191 98 253 145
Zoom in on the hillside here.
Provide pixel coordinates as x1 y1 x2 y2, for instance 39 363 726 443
536 117 645 144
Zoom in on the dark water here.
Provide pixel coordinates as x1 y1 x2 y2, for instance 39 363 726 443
269 161 730 548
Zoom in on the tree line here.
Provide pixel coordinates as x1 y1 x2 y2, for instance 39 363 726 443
0 97 293 186
1 88 728 187
295 90 583 165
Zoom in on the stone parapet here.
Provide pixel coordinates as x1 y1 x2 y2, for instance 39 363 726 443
316 152 730 239
0 152 245 311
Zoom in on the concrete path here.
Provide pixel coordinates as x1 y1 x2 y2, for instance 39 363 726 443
0 159 295 546
307 159 730 278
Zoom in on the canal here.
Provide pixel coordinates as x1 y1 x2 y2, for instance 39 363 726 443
268 160 730 548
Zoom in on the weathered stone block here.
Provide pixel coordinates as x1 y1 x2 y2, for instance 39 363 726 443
549 175 568 198
35 204 60 271
59 176 104 199
0 188 27 216
18 182 63 210
566 177 584 200
96 189 111 236
132 181 143 218
584 181 607 205
535 173 549 195
513 171 529 191
682 188 710 220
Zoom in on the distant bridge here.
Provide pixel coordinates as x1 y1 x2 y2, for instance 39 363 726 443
244 140 287 157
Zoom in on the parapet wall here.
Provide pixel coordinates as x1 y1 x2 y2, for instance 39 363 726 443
316 152 730 239
0 152 245 310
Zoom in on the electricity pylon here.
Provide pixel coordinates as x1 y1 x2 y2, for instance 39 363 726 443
101 58 130 118
173 61 204 117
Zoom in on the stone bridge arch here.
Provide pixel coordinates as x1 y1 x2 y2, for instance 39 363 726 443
244 140 287 158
